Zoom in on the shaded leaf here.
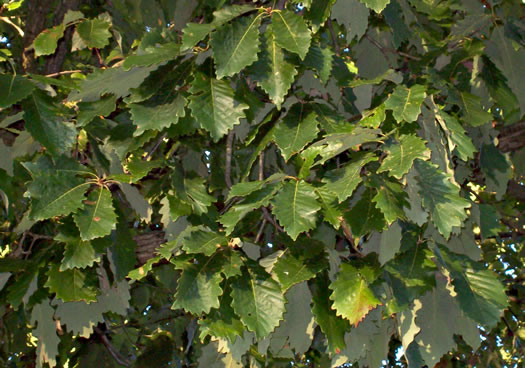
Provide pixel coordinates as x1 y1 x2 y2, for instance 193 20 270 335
231 263 285 338
311 274 347 353
345 188 386 237
45 264 98 303
271 10 312 59
171 254 224 314
76 19 111 49
250 26 298 109
130 95 186 136
274 103 319 161
74 187 117 241
182 227 228 256
189 73 248 141
322 153 377 202
123 43 180 70
68 65 157 102
31 301 60 368
414 160 470 239
0 74 35 108
211 14 262 79
272 180 321 241
26 172 90 221
23 90 78 156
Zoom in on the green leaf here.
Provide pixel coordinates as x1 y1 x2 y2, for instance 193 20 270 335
45 264 98 303
181 23 215 50
73 187 117 241
217 247 244 279
378 135 430 179
438 249 508 328
385 84 426 123
458 91 492 127
76 19 111 49
304 44 334 84
359 0 391 13
26 172 90 221
273 103 319 161
130 95 186 136
436 110 476 161
345 188 386 237
171 254 224 314
68 65 157 102
271 10 312 60
189 73 248 141
313 186 343 229
272 180 321 241
273 249 326 291
220 182 283 235
181 5 257 50
31 301 60 368
77 95 118 127
330 263 381 326
198 292 245 342
181 227 228 256
372 179 409 225
125 155 162 183
305 0 334 33
303 127 380 167
414 160 470 239
231 263 286 338
0 74 35 108
123 43 180 70
61 240 100 270
311 274 348 353
211 14 262 79
250 26 298 109
33 24 65 56
23 90 78 156
322 153 377 202
485 26 525 114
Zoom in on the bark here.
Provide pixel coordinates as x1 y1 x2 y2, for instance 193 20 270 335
21 0 82 74
498 121 525 153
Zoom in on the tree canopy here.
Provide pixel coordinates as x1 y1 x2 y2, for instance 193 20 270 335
0 0 524 367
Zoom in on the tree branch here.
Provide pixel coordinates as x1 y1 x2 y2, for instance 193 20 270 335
339 217 363 257
225 130 234 189
95 327 131 367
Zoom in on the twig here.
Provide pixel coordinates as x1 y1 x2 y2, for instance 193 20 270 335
258 151 265 181
339 217 363 257
262 207 283 232
225 130 234 188
365 34 421 63
144 133 167 161
256 151 282 232
44 69 82 78
95 327 131 367
365 35 394 69
326 19 340 56
255 218 267 243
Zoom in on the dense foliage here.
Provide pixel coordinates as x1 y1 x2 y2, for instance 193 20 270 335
0 0 524 367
